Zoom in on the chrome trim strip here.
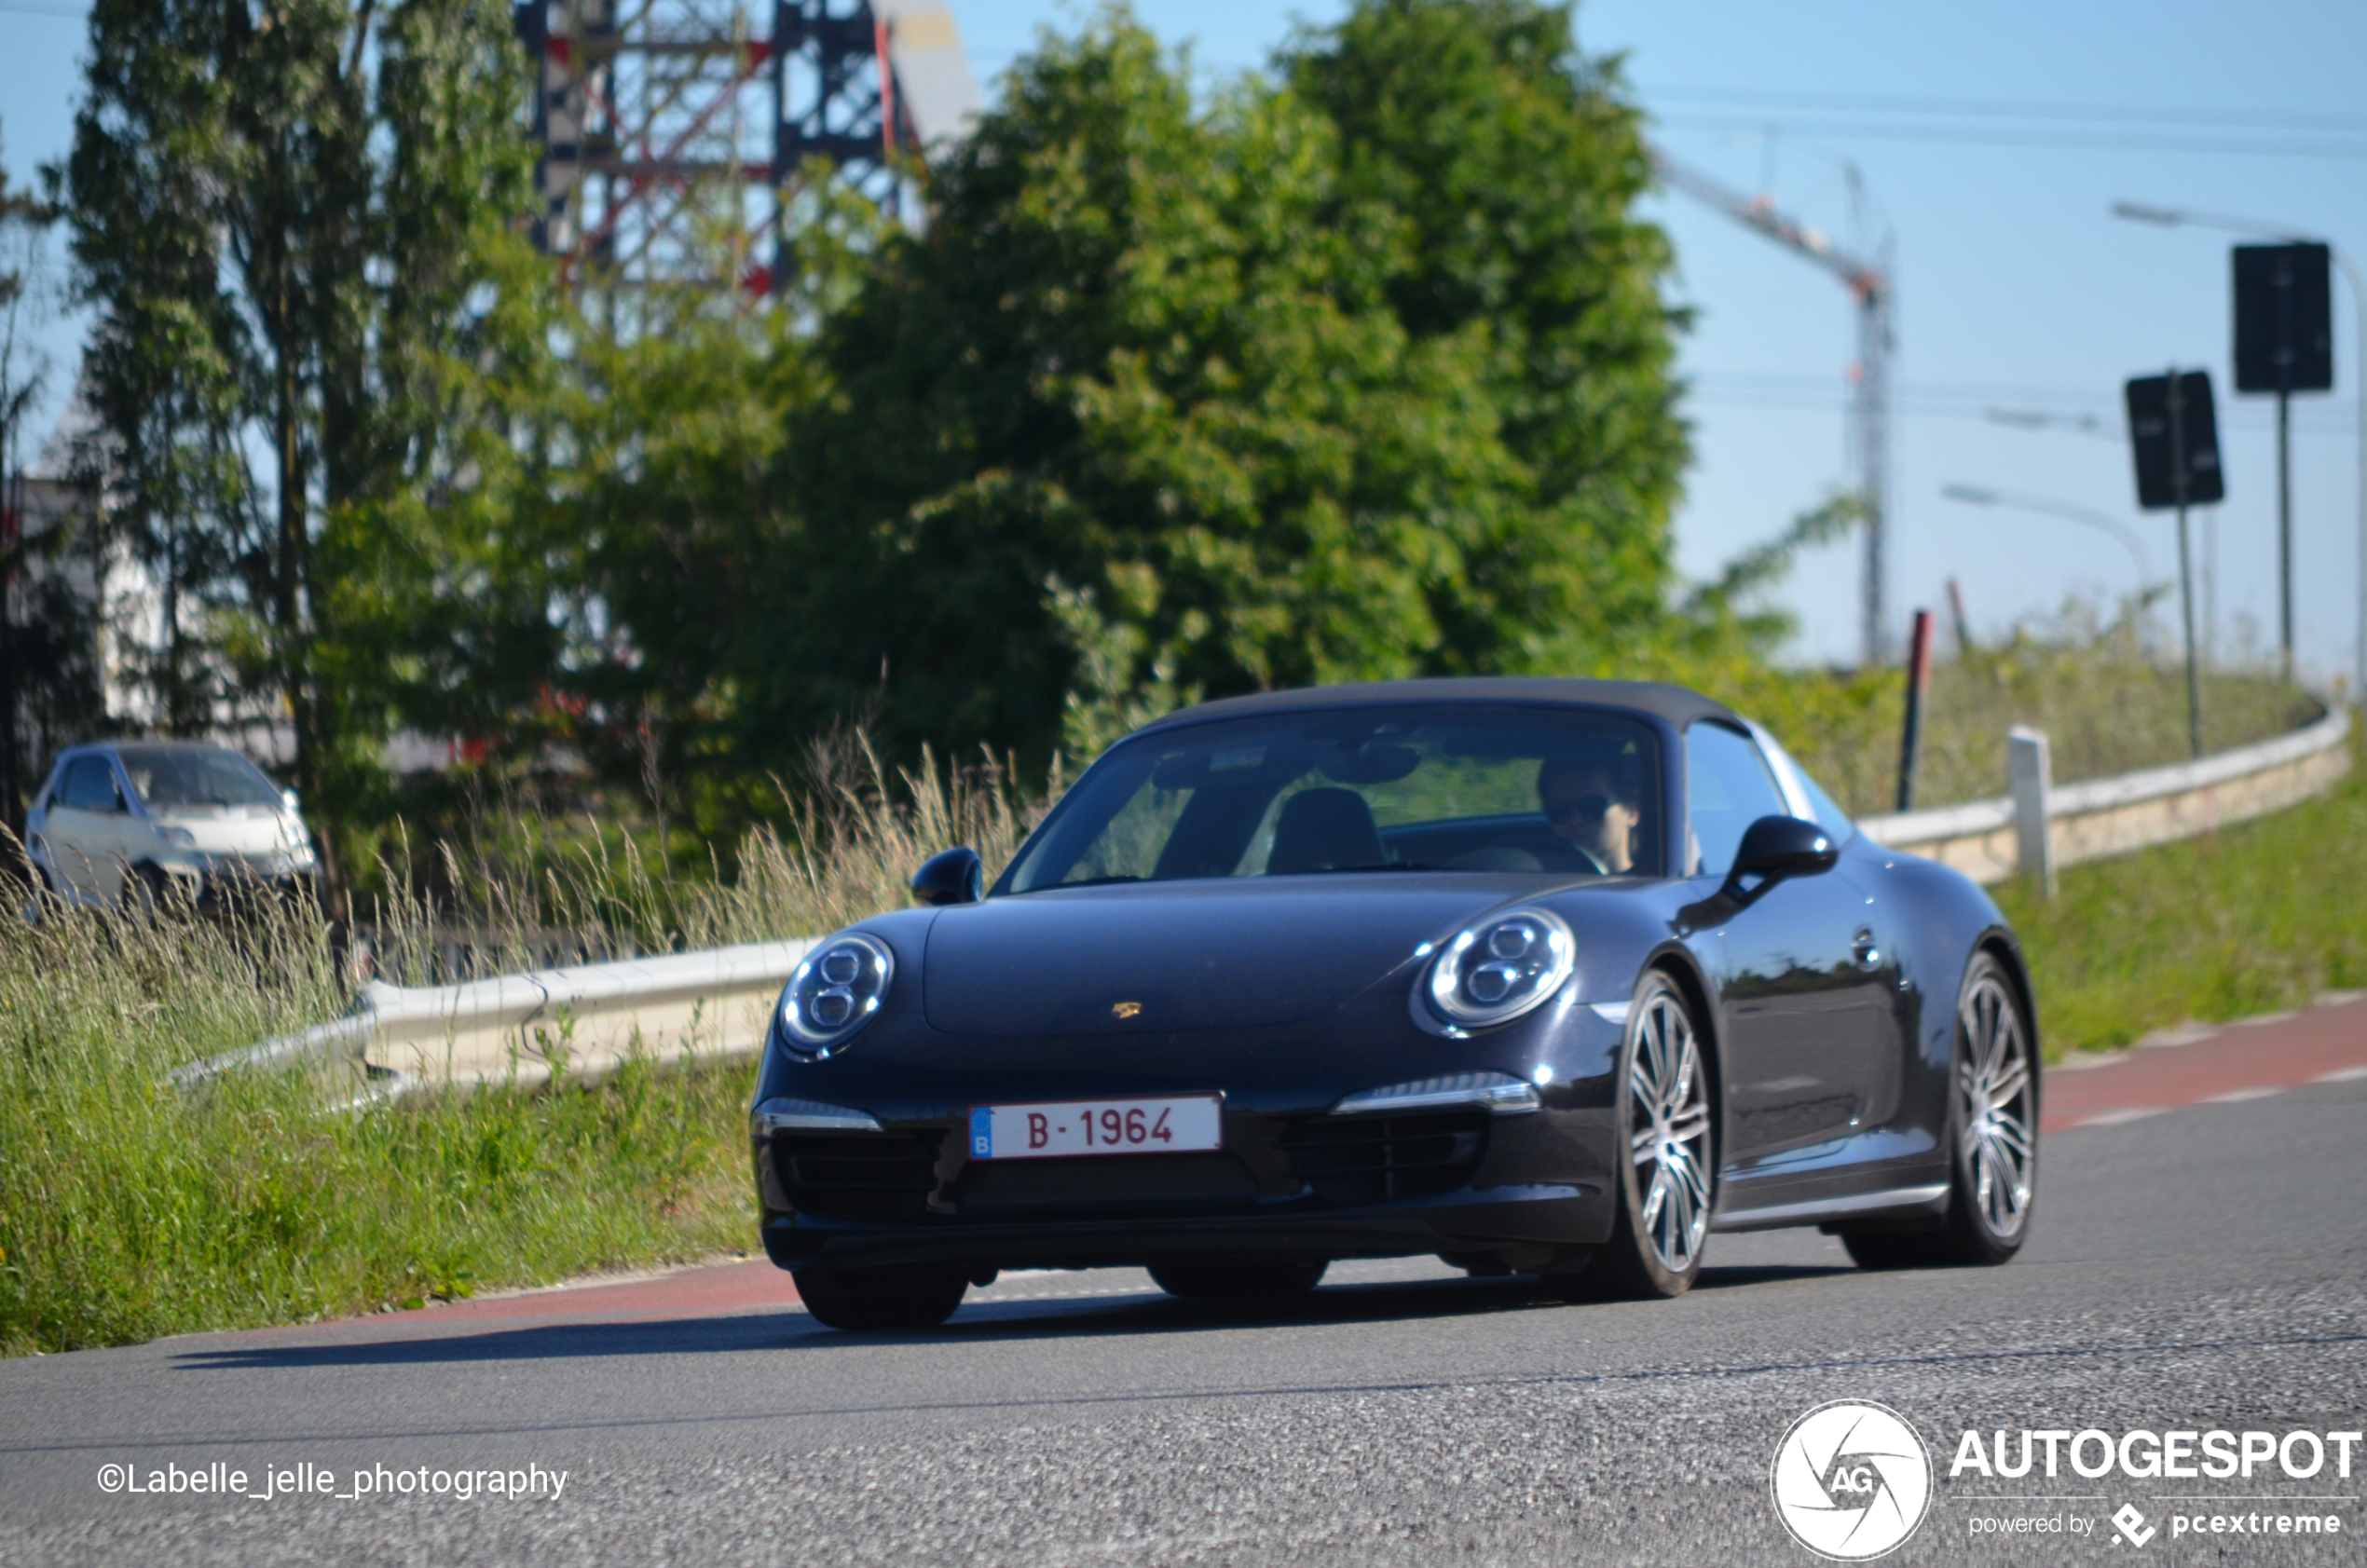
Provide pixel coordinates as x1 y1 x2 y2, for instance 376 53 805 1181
1332 1076 1542 1117
1710 1181 1949 1232
750 1098 884 1136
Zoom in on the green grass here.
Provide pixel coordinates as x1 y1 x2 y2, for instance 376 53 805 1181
1675 641 2315 822
0 905 759 1356
1994 725 2367 1058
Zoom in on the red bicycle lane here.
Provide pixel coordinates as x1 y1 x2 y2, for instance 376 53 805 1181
2040 992 2367 1133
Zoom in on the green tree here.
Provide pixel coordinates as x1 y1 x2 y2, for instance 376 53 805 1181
62 0 550 900
1287 0 1688 661
1 119 70 834
748 0 1686 776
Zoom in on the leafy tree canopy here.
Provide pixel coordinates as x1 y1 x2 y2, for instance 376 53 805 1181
741 0 1689 774
62 0 550 899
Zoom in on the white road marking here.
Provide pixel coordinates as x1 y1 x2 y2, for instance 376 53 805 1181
2313 1066 2367 1084
2077 1107 2169 1128
2136 1024 2219 1048
2201 1086 2282 1104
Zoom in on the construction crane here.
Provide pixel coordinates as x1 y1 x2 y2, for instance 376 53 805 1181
1649 145 1896 666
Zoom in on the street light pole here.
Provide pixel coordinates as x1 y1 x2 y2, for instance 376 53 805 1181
1939 483 2158 586
2114 200 2367 705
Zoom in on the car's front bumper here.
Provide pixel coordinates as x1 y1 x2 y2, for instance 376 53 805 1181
753 1098 1621 1276
154 854 321 910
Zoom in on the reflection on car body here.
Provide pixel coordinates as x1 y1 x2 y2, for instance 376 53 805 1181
749 678 2041 1330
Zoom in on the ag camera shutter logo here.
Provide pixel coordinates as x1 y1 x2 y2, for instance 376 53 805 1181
1772 1400 1934 1560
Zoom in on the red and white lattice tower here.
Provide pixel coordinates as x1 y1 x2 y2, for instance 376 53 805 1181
513 0 979 303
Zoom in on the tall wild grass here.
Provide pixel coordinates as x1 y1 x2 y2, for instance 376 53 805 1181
0 739 1032 1355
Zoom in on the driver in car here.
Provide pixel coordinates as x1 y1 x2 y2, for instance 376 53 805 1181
1539 747 1643 874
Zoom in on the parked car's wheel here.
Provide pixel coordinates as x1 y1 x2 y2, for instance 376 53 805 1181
1589 970 1716 1299
1149 1260 1327 1299
130 863 176 918
1843 951 2037 1270
790 1265 967 1331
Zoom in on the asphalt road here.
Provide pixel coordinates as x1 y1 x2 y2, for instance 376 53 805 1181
4 1001 2364 1567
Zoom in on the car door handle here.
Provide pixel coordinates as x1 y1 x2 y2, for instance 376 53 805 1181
1851 927 1882 972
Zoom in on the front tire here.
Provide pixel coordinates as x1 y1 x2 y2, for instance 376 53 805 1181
1843 951 2037 1270
1590 971 1716 1299
791 1265 967 1331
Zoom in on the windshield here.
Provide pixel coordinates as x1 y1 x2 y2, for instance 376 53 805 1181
1002 705 1663 892
116 745 283 811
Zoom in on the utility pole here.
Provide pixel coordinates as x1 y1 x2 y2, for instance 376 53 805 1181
2169 369 2203 758
2124 367 2224 760
1652 145 1895 665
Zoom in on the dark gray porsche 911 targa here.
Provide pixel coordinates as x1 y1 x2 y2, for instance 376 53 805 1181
750 678 2040 1329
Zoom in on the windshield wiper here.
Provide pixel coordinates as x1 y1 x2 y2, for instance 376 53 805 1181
1054 875 1146 889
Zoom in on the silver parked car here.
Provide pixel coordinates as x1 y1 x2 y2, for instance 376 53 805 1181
25 742 321 911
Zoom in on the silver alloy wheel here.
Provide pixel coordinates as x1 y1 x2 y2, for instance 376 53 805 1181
1958 971 2035 1240
1628 989 1713 1275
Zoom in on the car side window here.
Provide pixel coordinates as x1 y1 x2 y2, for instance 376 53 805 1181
1752 727 1856 841
59 757 124 813
1687 723 1789 877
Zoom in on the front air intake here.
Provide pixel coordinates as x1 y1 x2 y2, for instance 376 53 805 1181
1279 1109 1488 1206
771 1128 943 1221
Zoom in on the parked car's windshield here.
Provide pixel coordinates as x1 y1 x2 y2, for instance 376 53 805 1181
115 745 283 811
1003 706 1663 892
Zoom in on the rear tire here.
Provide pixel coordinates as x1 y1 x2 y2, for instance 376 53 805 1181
1148 1260 1327 1299
1842 951 2037 1270
791 1265 967 1331
1590 971 1716 1300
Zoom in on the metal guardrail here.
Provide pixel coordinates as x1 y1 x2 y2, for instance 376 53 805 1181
175 936 819 1099
189 705 2353 1091
1858 704 2353 890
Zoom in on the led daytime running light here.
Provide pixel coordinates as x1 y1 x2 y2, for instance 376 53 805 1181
779 932 894 1056
1422 907 1575 1029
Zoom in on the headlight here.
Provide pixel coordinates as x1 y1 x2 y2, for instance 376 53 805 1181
777 932 895 1057
1419 907 1575 1031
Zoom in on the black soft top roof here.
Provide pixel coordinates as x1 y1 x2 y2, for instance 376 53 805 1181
1137 676 1743 735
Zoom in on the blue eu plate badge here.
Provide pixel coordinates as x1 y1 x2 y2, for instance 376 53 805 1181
970 1106 993 1158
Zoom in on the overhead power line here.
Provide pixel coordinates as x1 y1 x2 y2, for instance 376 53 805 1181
1638 84 2367 135
1653 116 2367 161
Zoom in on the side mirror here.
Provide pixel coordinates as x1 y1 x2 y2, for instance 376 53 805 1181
1724 815 1839 897
910 846 984 907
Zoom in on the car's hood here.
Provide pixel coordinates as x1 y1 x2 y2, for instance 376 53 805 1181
153 807 300 856
922 876 1563 1036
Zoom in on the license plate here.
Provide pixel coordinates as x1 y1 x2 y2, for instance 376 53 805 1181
967 1095 1223 1160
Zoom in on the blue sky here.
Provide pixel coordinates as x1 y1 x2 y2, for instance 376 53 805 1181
6 0 2364 683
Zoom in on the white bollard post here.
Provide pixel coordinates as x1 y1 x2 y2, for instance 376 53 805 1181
2008 726 2054 900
